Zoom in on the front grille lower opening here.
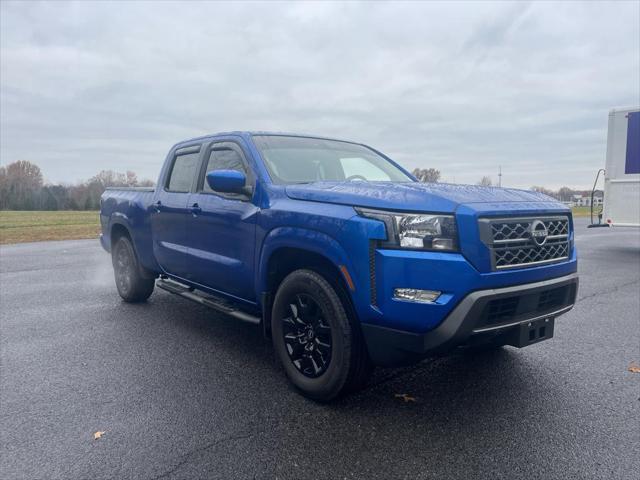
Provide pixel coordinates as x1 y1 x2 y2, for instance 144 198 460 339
485 296 520 325
479 284 573 330
537 286 568 311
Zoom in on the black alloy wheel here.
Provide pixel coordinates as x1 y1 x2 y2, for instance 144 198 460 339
282 293 333 378
271 269 372 401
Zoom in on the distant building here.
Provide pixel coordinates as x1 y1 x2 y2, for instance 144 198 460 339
572 191 603 207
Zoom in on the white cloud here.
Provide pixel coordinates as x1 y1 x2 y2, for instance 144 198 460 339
1 0 638 189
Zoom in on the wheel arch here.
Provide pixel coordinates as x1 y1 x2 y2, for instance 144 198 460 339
258 228 359 337
258 228 356 296
110 221 132 247
109 218 158 278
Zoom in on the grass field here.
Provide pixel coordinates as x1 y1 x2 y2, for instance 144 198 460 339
571 206 599 217
0 211 100 245
0 207 598 245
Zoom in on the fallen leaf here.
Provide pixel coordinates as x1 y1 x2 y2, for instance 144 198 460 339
628 362 640 374
394 393 417 403
93 431 105 440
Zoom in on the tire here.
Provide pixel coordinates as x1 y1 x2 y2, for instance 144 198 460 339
271 269 371 401
112 236 155 302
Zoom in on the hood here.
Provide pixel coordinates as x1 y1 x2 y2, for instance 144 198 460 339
285 181 562 213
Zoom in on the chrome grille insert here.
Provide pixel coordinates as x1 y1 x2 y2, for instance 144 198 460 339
479 216 571 270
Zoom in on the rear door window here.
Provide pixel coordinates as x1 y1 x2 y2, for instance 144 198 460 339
166 151 200 192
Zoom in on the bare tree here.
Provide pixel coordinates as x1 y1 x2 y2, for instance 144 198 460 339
0 161 156 211
412 168 441 183
557 186 574 202
125 171 138 187
138 178 155 187
89 170 127 189
530 185 555 197
0 161 43 209
0 166 8 210
477 176 493 187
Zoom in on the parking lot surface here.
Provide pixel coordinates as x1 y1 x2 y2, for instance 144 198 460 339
1 217 639 479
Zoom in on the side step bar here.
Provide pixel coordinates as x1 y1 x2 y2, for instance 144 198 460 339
156 278 261 325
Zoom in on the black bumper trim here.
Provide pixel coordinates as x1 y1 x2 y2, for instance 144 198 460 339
361 273 579 367
472 304 573 333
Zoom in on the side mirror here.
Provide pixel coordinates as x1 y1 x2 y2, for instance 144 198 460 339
206 170 248 194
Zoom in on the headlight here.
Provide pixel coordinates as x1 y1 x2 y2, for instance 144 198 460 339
356 208 459 252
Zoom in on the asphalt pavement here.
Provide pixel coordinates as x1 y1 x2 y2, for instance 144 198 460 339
1 217 639 479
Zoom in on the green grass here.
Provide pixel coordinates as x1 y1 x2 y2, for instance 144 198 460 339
0 207 598 244
571 206 599 217
0 211 100 244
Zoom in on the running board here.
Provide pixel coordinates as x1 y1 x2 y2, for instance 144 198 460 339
156 278 261 325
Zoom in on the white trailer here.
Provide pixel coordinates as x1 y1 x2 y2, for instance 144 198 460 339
590 106 640 228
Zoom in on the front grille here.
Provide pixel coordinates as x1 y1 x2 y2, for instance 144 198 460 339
480 216 571 270
494 242 569 268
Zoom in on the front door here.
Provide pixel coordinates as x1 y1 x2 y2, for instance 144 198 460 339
184 140 258 302
150 145 201 278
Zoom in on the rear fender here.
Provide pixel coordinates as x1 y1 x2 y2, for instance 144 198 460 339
108 214 160 274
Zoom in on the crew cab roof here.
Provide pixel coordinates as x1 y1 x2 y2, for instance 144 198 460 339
171 131 361 150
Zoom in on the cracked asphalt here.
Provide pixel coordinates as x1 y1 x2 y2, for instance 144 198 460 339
1 217 639 479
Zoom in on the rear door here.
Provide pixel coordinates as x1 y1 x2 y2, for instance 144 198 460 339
151 145 201 277
184 140 259 301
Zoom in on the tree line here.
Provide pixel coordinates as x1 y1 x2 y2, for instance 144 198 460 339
0 160 154 211
0 160 592 211
411 168 593 201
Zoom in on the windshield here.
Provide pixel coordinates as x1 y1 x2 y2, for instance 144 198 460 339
252 135 413 184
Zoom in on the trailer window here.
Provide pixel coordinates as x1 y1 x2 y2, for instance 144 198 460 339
166 152 200 192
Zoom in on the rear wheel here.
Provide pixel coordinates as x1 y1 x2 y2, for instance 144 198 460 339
271 269 371 401
112 236 155 302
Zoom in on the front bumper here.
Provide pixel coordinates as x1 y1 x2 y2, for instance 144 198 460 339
361 272 578 367
99 233 110 253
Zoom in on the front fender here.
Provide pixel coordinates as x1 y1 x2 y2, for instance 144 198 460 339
257 227 356 296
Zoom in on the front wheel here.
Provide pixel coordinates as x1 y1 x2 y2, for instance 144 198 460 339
271 269 371 401
112 236 155 302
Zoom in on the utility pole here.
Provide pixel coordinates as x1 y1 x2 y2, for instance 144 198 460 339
498 165 502 187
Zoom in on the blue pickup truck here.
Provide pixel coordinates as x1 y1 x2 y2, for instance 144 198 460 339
100 132 578 401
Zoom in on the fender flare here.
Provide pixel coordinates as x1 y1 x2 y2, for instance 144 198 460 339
257 226 356 295
107 214 159 275
107 213 132 248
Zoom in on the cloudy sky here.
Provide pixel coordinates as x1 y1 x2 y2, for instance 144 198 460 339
1 1 638 189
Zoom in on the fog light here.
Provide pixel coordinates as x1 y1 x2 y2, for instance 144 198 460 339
393 288 441 303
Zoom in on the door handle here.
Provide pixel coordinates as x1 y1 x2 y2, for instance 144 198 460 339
190 203 202 216
154 200 162 213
